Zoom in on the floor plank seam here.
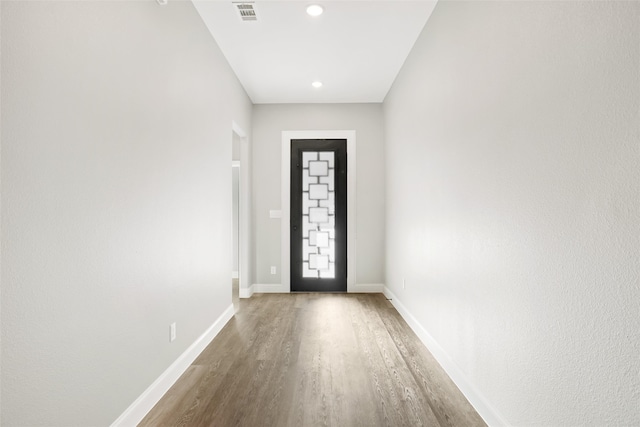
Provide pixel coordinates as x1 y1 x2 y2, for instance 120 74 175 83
140 294 486 427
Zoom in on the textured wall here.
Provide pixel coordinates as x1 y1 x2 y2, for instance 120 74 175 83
1 1 251 425
384 1 640 425
252 104 385 286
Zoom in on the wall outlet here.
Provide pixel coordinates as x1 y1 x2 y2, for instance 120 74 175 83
270 266 277 275
170 322 176 342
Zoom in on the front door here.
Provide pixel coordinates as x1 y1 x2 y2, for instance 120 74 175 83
290 139 347 292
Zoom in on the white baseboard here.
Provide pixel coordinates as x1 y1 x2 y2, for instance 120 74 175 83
111 304 235 427
383 287 509 427
243 283 384 295
239 284 254 299
350 283 385 293
253 283 289 293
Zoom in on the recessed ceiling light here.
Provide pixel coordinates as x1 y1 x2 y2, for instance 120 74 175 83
306 4 324 17
312 81 323 88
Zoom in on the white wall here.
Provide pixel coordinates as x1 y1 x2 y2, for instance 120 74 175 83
0 1 251 425
384 1 640 425
252 104 385 287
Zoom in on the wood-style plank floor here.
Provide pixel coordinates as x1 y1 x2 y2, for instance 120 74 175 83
140 293 486 427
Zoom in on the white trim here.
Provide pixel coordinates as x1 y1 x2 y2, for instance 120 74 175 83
232 271 239 279
239 284 254 299
281 130 357 293
111 305 235 426
232 121 247 138
383 287 509 427
351 283 385 293
253 283 289 293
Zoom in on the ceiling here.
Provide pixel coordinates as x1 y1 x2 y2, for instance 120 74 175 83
192 1 438 104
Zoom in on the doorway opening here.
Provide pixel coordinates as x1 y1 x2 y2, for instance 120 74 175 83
231 121 251 304
231 132 241 311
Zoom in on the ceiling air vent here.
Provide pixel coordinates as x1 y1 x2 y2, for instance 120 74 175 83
234 2 257 22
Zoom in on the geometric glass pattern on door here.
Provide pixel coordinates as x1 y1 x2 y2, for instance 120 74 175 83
301 151 335 278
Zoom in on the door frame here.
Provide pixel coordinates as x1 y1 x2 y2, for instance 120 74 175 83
281 130 356 293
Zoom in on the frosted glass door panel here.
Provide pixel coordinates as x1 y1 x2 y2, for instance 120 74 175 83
302 151 335 278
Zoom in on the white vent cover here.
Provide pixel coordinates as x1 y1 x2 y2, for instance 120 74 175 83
234 2 257 21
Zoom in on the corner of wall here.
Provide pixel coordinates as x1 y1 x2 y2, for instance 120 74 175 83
111 305 235 426
383 287 510 427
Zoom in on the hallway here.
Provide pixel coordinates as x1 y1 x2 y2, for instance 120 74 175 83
140 294 485 426
2 1 638 425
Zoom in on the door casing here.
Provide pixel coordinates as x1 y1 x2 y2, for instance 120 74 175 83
281 130 356 293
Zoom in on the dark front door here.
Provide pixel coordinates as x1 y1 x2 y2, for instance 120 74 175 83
290 139 347 292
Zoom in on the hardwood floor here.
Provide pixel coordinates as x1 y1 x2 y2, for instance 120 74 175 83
140 293 486 427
